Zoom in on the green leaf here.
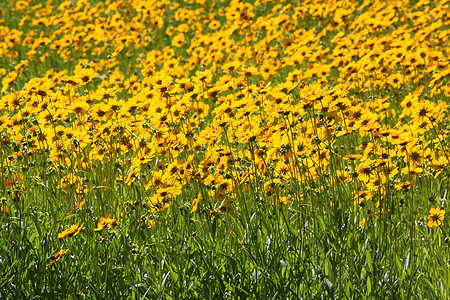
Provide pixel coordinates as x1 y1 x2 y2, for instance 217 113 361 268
317 215 325 232
345 281 352 298
346 231 353 249
367 276 372 295
324 258 332 277
403 252 410 273
244 247 258 266
365 250 373 273
361 267 366 279
395 254 402 274
211 216 217 240
170 263 179 283
280 209 301 242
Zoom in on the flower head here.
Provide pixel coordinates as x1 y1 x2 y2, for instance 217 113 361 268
428 207 445 227
94 214 116 231
58 223 84 238
48 249 68 266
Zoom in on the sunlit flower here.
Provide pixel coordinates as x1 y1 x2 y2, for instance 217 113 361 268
412 100 435 121
2 71 18 91
48 249 68 266
172 33 185 48
358 218 367 228
191 194 201 213
58 223 84 239
238 66 259 78
0 204 8 213
386 73 403 89
428 207 445 227
74 68 99 85
94 214 117 231
1 0 449 243
356 160 376 182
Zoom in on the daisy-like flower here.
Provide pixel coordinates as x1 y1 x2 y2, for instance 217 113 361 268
94 214 116 231
74 67 98 84
222 61 240 73
428 207 445 227
48 249 69 266
191 193 201 213
58 223 84 238
238 66 259 78
172 33 185 48
2 71 18 91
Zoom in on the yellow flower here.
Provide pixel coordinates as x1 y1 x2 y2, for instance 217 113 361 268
94 214 116 231
1 204 8 213
222 61 240 73
58 223 84 239
48 249 69 266
2 71 18 91
355 159 376 183
275 196 291 206
428 207 445 227
358 218 367 228
58 173 84 189
111 44 124 57
172 33 185 48
238 66 259 77
191 193 201 213
126 165 141 185
386 73 404 89
70 99 90 115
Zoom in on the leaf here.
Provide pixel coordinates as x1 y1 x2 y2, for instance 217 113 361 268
346 231 353 249
317 215 325 232
169 263 179 283
165 295 173 300
403 252 410 273
324 258 332 277
280 260 288 278
211 216 217 240
345 281 352 298
62 214 78 221
395 254 402 274
244 247 258 266
365 250 373 273
361 238 369 253
280 209 301 242
367 276 372 294
160 271 170 291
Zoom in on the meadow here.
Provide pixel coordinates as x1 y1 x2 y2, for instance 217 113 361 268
0 0 449 298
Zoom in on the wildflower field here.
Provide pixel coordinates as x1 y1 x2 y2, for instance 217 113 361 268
0 0 449 298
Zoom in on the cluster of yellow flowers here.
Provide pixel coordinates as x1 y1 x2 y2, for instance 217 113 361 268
0 0 448 252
